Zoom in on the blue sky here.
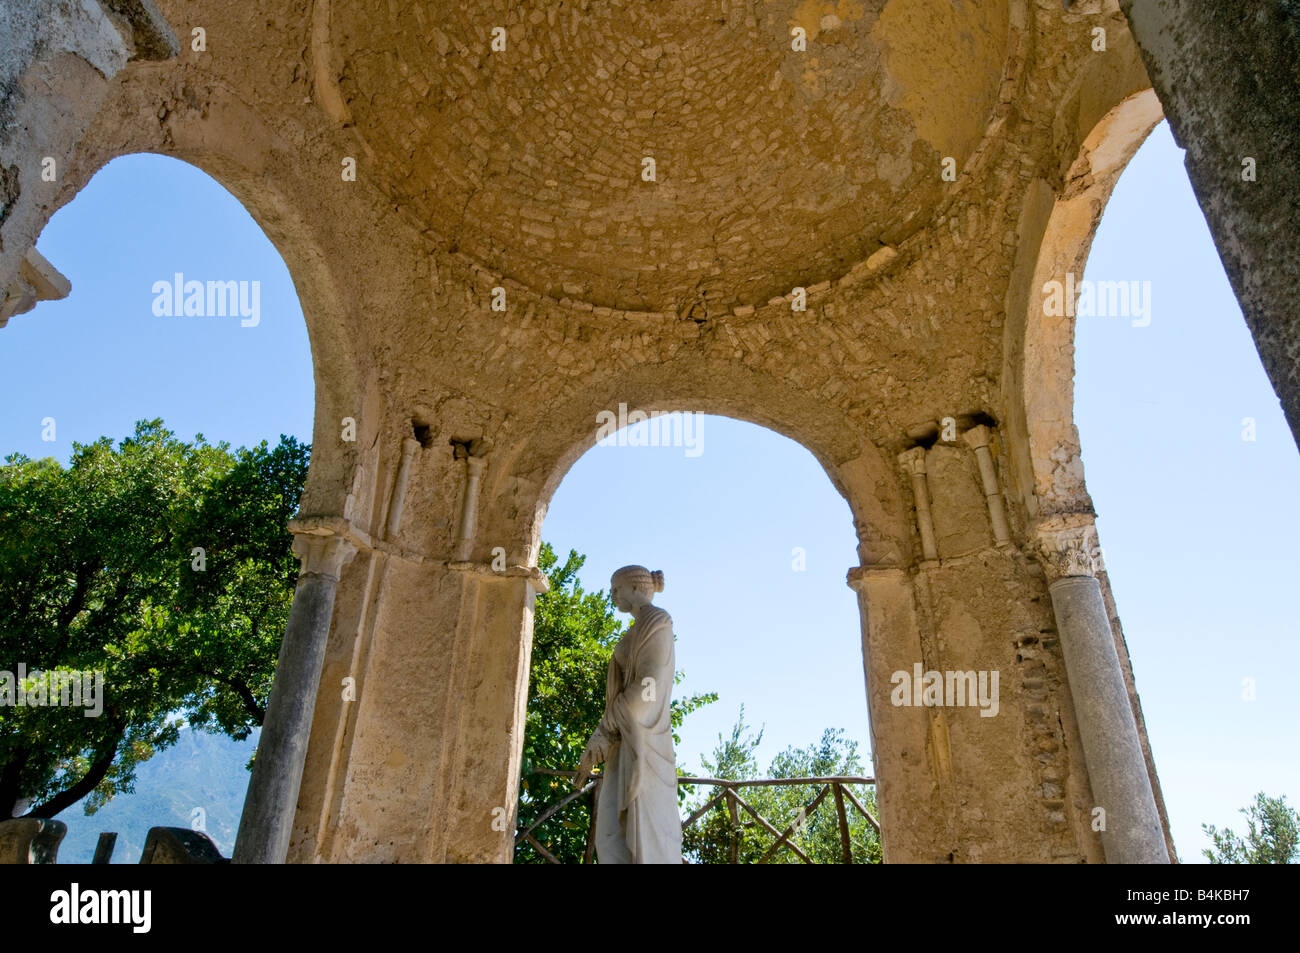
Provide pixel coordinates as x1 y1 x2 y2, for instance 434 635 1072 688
4 121 1296 862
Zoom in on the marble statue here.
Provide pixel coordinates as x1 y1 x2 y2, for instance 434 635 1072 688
574 565 682 864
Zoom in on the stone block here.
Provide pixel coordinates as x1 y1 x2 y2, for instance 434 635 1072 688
0 817 67 864
139 827 228 864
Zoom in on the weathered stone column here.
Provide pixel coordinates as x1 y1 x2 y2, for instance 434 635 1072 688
453 452 487 562
961 425 1012 547
1036 520 1168 864
233 521 356 864
898 448 938 563
384 436 422 538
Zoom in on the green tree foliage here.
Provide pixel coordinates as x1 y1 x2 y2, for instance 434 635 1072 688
1202 792 1299 864
0 420 306 819
682 707 882 864
173 434 307 741
515 543 715 863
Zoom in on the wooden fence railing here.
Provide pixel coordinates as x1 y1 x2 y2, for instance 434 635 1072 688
515 769 879 864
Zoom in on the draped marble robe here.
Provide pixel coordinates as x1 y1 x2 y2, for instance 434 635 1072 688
592 604 682 864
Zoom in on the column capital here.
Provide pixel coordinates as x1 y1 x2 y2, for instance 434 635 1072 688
1034 518 1102 581
898 446 927 475
289 518 359 579
961 424 993 450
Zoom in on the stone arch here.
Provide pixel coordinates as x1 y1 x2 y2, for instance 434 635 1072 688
523 386 911 571
23 79 368 519
1009 88 1164 521
517 402 884 858
1001 85 1179 863
445 366 955 863
288 344 967 863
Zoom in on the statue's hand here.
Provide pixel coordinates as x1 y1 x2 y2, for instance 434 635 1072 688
572 730 608 790
573 749 596 791
585 729 609 764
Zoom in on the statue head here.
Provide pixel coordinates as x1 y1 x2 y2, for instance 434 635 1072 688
610 565 664 613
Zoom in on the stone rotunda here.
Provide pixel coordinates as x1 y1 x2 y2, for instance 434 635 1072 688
3 0 1296 863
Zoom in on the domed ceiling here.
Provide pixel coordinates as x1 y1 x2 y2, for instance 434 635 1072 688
330 0 1013 312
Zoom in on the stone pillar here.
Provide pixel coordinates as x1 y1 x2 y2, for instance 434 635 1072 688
290 550 548 863
848 547 1092 863
847 565 951 862
438 565 548 862
1036 520 1168 864
233 522 356 864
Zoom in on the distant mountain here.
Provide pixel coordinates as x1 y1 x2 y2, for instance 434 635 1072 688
55 724 257 864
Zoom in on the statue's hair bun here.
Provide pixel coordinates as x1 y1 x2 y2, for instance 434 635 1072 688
611 564 663 595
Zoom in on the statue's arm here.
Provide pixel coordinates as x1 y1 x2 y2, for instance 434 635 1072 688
605 615 674 733
579 656 621 772
575 616 673 791
575 674 619 789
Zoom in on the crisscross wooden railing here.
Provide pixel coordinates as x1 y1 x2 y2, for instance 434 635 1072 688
515 769 879 864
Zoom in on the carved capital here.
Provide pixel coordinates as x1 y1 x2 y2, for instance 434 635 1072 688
898 446 927 476
1034 522 1102 581
289 523 358 579
961 424 993 451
